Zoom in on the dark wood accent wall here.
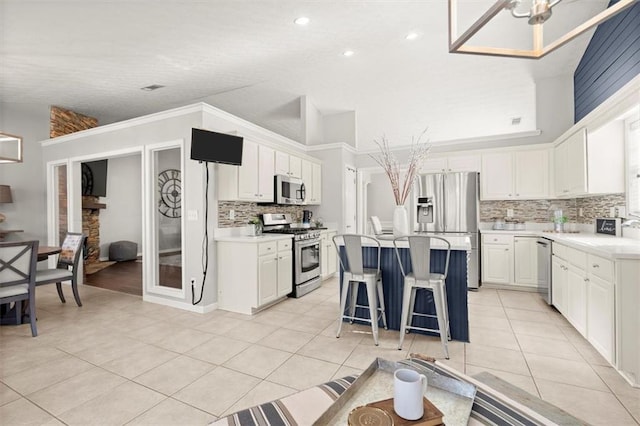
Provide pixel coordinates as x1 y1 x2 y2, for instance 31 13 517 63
574 1 640 122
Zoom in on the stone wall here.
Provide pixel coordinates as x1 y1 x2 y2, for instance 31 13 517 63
480 193 626 223
218 201 305 227
50 106 98 138
50 106 99 259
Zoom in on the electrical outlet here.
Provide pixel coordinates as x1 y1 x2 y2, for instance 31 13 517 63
229 209 235 220
190 278 196 286
506 209 514 218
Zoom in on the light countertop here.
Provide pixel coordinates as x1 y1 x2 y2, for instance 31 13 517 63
481 229 640 260
336 234 471 251
214 234 293 243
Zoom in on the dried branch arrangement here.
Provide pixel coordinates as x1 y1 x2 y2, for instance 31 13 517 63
369 128 431 206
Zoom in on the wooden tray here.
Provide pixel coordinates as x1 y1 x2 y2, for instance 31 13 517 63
367 397 444 426
315 358 476 426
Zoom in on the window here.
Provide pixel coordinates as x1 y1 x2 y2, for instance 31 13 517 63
626 112 640 218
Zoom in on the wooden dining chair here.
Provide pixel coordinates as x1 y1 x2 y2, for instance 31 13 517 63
35 233 87 306
0 240 39 336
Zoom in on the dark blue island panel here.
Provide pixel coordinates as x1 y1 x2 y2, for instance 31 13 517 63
339 246 469 342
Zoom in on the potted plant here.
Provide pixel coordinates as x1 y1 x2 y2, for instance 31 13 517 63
248 217 263 236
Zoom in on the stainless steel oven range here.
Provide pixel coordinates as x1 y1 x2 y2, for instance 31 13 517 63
262 213 323 298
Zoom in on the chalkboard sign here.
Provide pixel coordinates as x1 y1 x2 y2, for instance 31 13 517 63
595 218 621 236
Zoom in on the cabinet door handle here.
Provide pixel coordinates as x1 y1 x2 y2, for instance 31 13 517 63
516 194 520 196
592 264 599 268
584 278 590 282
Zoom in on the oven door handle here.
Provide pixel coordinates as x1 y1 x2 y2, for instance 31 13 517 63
296 239 320 248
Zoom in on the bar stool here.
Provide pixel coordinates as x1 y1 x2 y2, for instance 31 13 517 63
333 234 388 345
393 235 451 358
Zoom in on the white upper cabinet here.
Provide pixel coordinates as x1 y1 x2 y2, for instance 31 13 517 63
421 155 480 173
218 140 274 202
554 123 624 198
301 160 322 205
481 149 549 200
514 150 549 199
311 162 322 204
554 129 587 197
275 151 302 178
275 151 289 176
447 155 481 172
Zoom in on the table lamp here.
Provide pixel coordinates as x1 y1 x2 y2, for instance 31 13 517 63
0 185 13 223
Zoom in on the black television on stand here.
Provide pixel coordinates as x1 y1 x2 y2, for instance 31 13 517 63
81 159 108 197
190 128 244 165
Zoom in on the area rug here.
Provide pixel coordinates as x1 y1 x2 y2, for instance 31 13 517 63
85 261 116 275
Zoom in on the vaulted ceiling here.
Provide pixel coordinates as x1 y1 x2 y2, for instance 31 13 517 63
1 0 609 149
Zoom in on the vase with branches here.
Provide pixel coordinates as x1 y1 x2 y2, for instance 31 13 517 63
369 128 431 236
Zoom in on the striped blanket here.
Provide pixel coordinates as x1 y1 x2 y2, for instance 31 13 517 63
210 376 357 426
211 359 579 426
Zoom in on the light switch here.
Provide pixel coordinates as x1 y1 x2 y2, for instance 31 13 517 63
229 209 235 220
187 210 198 221
506 209 514 218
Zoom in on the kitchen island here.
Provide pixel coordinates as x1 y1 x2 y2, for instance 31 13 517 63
336 235 471 342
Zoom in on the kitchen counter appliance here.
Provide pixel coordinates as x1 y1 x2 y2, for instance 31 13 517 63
262 213 322 297
274 175 305 205
416 172 480 289
537 237 552 304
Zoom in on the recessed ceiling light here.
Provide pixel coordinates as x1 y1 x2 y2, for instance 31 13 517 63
294 16 310 26
140 84 165 91
406 32 419 40
343 50 355 57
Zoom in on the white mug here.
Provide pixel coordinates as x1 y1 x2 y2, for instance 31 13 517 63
393 368 427 420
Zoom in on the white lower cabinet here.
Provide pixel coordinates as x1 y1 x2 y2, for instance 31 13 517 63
551 243 616 364
587 274 614 362
566 265 587 336
258 254 278 306
217 237 293 314
277 245 293 298
513 237 538 286
320 231 337 279
551 256 568 315
481 234 512 284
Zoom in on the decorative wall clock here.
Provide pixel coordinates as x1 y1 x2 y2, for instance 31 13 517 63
158 169 181 218
81 163 93 196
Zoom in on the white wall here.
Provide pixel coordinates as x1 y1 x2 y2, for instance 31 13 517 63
324 111 357 148
301 96 324 145
366 171 396 223
0 102 50 242
41 109 203 307
98 154 143 258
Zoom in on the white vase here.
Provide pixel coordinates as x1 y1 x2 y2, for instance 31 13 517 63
393 205 410 237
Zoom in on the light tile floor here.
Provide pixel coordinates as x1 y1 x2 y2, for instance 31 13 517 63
1 278 638 425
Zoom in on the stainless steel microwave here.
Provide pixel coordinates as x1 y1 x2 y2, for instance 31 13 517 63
275 175 305 205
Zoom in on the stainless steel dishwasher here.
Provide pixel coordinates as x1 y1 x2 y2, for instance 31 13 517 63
537 238 552 304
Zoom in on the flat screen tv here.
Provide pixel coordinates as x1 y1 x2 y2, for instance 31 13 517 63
190 128 244 165
81 159 108 197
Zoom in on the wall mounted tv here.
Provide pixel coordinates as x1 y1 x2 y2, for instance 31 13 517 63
81 159 108 197
190 128 244 166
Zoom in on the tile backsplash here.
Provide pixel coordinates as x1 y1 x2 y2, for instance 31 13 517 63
218 201 304 227
480 193 626 224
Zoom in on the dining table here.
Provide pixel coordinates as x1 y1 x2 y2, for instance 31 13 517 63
38 245 61 262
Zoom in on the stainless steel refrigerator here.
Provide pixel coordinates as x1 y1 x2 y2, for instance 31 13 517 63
415 172 480 289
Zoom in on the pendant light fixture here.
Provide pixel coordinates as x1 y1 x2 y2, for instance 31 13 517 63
448 0 637 59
